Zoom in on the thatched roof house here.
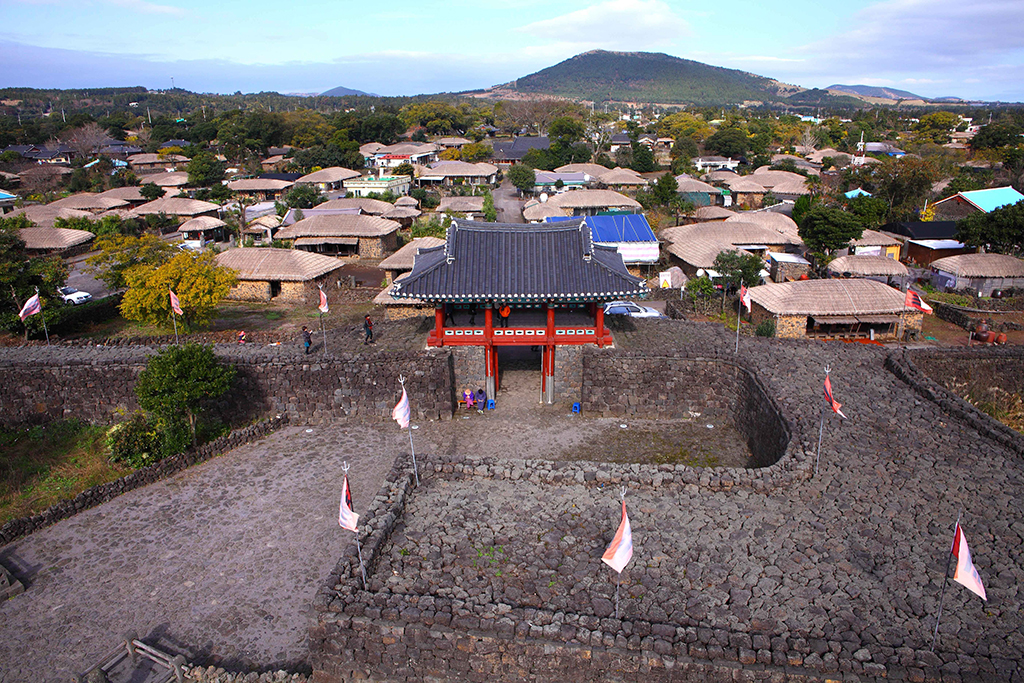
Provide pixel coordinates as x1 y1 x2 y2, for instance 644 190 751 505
523 189 640 221
98 185 168 204
20 227 95 257
216 247 348 303
930 253 1024 296
144 171 190 188
660 221 803 276
178 215 228 247
828 254 909 279
226 178 294 200
48 193 130 212
438 196 485 218
296 167 361 191
9 205 92 229
692 206 736 221
275 213 400 258
378 236 446 284
318 197 393 216
133 197 220 220
598 167 648 188
747 278 922 341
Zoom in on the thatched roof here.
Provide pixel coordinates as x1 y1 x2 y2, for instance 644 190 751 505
522 200 569 222
98 186 167 202
661 221 803 269
599 168 647 186
722 177 767 193
382 206 422 220
145 171 190 187
694 206 736 220
10 205 92 228
930 253 1024 278
828 255 909 277
806 148 845 164
675 176 721 194
378 237 446 271
749 279 909 316
129 153 188 165
395 195 419 207
771 177 811 196
250 214 283 229
749 169 807 190
318 197 393 215
48 193 129 211
725 211 799 238
227 178 294 192
422 161 498 178
20 227 95 250
545 189 641 210
133 197 220 217
179 216 227 233
296 167 361 184
438 196 485 213
555 163 614 178
435 137 472 147
275 213 400 240
216 247 344 282
374 273 427 306
853 230 901 248
705 170 740 182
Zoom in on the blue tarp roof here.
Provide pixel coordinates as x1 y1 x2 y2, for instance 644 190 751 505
845 188 872 199
959 187 1024 213
547 213 656 243
0 190 16 201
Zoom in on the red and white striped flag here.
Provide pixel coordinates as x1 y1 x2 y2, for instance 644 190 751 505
338 474 359 532
951 522 987 600
18 293 41 321
740 284 751 313
905 289 933 314
318 286 329 314
602 500 634 573
169 289 183 316
392 387 410 429
824 374 847 419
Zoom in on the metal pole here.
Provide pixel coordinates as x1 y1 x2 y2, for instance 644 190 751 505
931 511 961 652
343 461 368 590
815 364 831 476
399 376 420 485
735 280 742 354
36 288 50 347
320 311 327 355
172 311 179 345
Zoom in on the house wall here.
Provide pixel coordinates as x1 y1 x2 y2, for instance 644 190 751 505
227 280 273 302
933 273 1024 297
770 260 811 283
358 232 398 259
907 243 974 266
749 303 923 341
933 197 979 221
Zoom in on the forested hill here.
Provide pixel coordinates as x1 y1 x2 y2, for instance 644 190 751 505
504 51 796 105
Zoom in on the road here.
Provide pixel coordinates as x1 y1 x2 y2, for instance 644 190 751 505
492 178 525 223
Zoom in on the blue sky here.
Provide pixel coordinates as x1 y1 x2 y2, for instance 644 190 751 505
2 0 1023 101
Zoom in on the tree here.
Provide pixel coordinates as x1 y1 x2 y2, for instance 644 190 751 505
88 233 175 290
482 190 497 222
956 201 1024 255
507 164 536 194
630 143 657 173
393 162 416 178
460 142 492 162
282 184 326 209
870 156 938 221
798 207 865 259
120 251 236 331
652 172 679 206
186 151 224 187
971 123 1021 150
62 122 109 159
845 195 889 228
705 127 748 158
134 343 235 447
0 215 69 337
140 182 164 201
912 112 958 145
713 250 763 291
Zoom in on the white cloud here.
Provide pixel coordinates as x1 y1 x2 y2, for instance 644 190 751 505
516 0 690 50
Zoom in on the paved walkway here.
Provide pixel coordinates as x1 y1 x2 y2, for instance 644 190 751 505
0 424 412 682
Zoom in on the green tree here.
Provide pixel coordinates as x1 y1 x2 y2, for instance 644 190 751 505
460 142 493 162
283 184 326 209
912 112 958 145
482 190 497 222
652 172 679 206
845 195 889 228
186 151 224 187
507 164 536 194
134 343 235 447
713 250 763 290
798 207 865 259
705 127 748 158
88 233 175 290
393 162 416 178
0 215 69 337
971 123 1021 150
631 143 657 173
140 182 164 201
956 201 1024 255
871 156 938 221
120 251 237 331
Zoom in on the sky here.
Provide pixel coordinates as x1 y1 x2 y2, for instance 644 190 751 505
2 0 1023 102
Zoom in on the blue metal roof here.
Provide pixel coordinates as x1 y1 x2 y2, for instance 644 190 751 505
959 187 1024 213
546 214 656 243
845 188 872 199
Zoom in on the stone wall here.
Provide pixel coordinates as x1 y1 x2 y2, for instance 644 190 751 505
358 233 398 260
451 346 485 394
227 280 273 302
553 345 583 403
0 347 456 429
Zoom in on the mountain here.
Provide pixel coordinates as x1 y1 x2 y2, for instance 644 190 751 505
500 51 798 105
785 88 866 108
825 84 928 101
320 85 373 97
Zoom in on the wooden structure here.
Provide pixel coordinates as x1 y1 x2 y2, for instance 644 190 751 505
392 219 648 403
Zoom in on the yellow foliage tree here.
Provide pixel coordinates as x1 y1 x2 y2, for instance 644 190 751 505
439 147 462 161
120 252 237 332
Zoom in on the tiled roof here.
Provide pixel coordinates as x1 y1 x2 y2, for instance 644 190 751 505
392 219 648 302
549 214 656 243
216 247 345 282
930 253 1024 278
275 213 400 239
749 279 909 316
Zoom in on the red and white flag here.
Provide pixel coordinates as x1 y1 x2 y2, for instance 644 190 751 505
18 293 41 321
951 522 987 601
905 289 933 314
392 387 411 429
338 474 359 532
169 289 183 316
318 286 329 314
739 284 751 313
602 500 634 573
824 374 847 419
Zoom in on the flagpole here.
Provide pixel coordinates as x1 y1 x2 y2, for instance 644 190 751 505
931 511 961 652
615 486 627 619
735 280 742 354
343 461 368 591
319 285 328 355
815 364 831 476
171 311 179 345
35 287 50 347
399 375 420 485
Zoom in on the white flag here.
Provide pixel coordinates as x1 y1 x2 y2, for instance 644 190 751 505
318 287 329 314
952 522 987 601
601 500 634 573
338 474 359 532
392 387 410 429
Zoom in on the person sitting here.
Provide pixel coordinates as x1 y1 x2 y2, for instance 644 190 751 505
464 389 475 409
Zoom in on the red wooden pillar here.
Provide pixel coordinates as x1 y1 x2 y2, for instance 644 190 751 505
596 305 605 347
434 305 444 346
484 307 495 398
544 304 555 404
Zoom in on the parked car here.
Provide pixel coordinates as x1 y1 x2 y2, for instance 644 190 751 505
603 301 664 318
59 286 92 305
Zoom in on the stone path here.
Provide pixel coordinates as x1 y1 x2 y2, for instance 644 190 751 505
0 424 408 683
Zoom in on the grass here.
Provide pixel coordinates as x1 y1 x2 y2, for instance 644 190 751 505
0 419 130 524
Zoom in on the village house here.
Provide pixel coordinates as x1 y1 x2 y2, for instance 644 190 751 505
693 156 740 173
178 216 229 249
548 213 659 275
767 252 812 283
316 197 394 216
660 220 803 279
828 254 910 287
9 205 92 228
275 213 400 258
46 193 131 214
296 167 362 193
378 236 447 285
718 176 767 209
362 142 440 170
241 214 283 244
343 175 411 198
226 178 294 202
97 185 168 206
438 196 486 220
533 171 587 194
929 253 1024 296
849 230 902 259
747 278 922 341
415 161 498 187
128 153 189 174
931 186 1024 221
676 175 723 207
143 171 190 189
490 137 549 167
595 167 648 192
19 227 95 258
216 247 347 303
132 197 221 223
906 238 974 266
522 189 641 221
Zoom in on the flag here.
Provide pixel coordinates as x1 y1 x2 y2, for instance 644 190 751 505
169 289 183 316
338 474 359 532
18 293 41 321
318 286 329 314
392 387 410 429
905 289 933 314
951 522 987 600
823 374 847 419
601 500 634 573
739 284 751 313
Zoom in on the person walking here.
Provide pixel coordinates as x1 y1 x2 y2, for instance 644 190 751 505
363 315 374 344
498 303 511 328
301 326 312 354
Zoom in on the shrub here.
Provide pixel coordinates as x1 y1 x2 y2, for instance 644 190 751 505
107 412 162 468
755 319 776 338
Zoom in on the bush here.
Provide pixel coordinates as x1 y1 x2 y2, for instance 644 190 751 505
755 319 776 338
107 412 162 468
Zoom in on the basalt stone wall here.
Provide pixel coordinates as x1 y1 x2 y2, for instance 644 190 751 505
580 351 791 470
553 345 582 403
0 347 456 429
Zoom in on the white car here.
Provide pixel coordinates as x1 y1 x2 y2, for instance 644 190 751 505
603 301 664 318
59 286 92 305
